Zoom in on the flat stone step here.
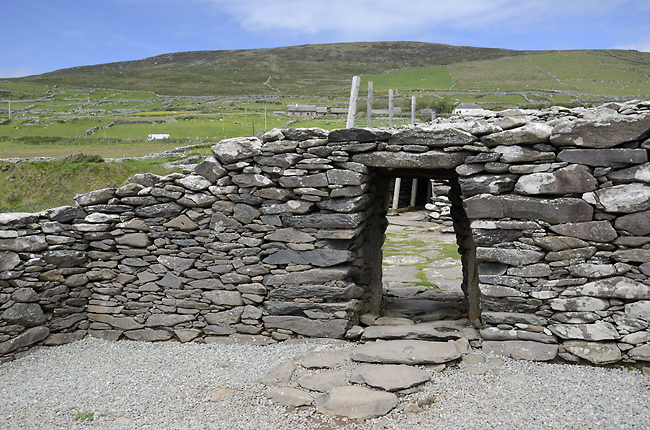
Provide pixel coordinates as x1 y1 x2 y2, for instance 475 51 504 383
381 297 463 322
349 364 430 391
350 339 463 365
362 320 480 341
384 287 464 302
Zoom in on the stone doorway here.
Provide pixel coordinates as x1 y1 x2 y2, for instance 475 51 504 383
368 171 481 326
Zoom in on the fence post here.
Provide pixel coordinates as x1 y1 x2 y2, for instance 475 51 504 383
366 81 373 128
411 96 416 125
392 177 401 210
410 179 418 207
388 89 394 127
346 76 361 129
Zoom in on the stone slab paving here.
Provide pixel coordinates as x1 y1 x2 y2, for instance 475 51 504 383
349 364 430 391
263 339 468 419
361 320 480 341
350 340 463 365
299 369 347 392
315 386 399 420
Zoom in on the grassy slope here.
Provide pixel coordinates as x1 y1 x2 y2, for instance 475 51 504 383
13 42 527 96
1 42 649 213
0 158 180 213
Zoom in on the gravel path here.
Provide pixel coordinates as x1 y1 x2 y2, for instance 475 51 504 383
0 337 649 430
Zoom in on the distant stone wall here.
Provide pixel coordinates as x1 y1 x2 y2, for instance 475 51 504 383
1 100 649 365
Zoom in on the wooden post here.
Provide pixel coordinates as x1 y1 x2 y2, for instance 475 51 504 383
392 177 401 210
366 81 373 128
410 179 419 207
346 76 361 129
411 96 416 125
388 89 394 127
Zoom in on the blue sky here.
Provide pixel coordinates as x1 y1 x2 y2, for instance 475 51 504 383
3 0 650 78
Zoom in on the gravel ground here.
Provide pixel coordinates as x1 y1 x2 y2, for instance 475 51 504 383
0 337 649 430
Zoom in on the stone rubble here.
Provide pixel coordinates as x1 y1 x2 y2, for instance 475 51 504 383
0 100 649 368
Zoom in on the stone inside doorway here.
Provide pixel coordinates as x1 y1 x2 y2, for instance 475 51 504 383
380 209 466 323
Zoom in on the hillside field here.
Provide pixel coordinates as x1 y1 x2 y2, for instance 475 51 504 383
1 42 648 213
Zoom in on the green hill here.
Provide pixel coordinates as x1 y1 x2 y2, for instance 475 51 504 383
6 41 649 104
10 42 531 96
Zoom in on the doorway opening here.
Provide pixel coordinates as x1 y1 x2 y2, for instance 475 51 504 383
367 170 480 325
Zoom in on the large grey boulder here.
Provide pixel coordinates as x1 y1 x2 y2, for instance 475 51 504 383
145 314 194 327
389 126 477 147
482 340 558 361
263 316 348 338
549 321 620 341
134 203 183 218
583 183 650 213
194 157 227 182
515 165 597 195
75 188 116 206
212 136 262 163
557 148 647 167
563 277 649 300
124 329 174 342
176 174 212 191
459 174 517 197
88 314 144 330
329 127 391 143
476 247 544 266
263 249 354 267
0 235 47 252
464 195 593 224
115 233 151 248
562 341 621 364
0 326 50 355
1 303 46 327
264 267 354 287
625 301 650 321
480 123 552 146
550 113 650 148
495 145 554 163
0 251 20 272
549 221 617 242
608 162 650 183
615 210 650 235
351 150 468 169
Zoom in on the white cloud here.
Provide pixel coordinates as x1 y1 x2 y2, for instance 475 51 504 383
197 0 631 42
612 38 650 53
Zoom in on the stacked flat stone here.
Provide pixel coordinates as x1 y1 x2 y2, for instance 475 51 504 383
425 181 453 226
1 100 649 366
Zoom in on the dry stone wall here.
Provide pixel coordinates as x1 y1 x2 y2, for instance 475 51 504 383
1 100 649 365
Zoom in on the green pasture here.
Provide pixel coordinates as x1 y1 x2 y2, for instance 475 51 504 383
0 157 181 212
0 82 50 97
361 66 453 90
0 139 198 159
105 90 157 100
527 51 650 95
449 56 561 91
454 93 528 104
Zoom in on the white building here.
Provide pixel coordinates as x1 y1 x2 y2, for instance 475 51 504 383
286 104 327 117
452 102 485 116
148 134 170 140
